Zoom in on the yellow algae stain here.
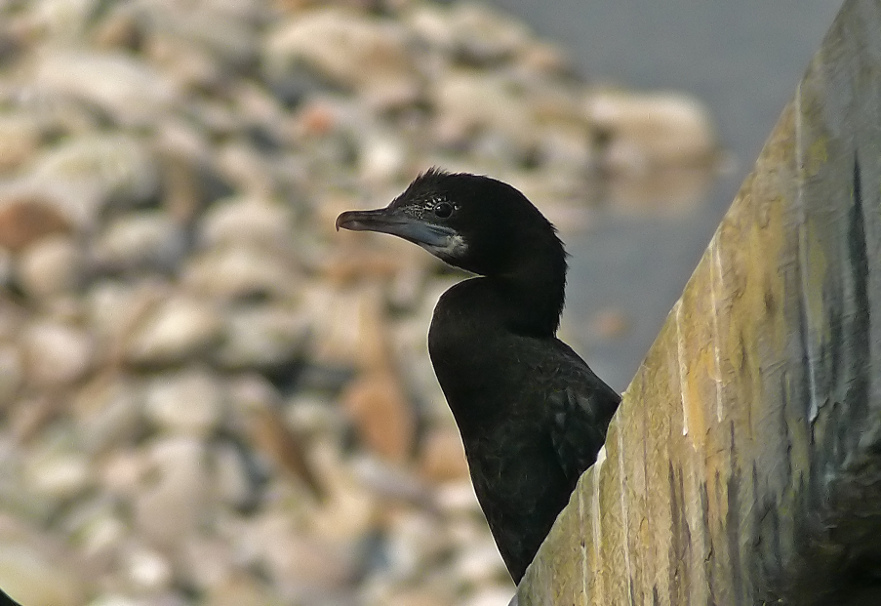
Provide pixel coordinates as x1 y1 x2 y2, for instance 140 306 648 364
760 196 791 353
803 218 830 342
703 181 793 442
681 341 714 451
675 301 690 438
804 135 829 177
674 267 719 452
736 193 790 353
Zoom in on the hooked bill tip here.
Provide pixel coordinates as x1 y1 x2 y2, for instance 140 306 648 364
335 209 384 233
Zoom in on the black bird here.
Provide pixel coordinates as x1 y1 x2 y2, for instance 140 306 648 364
336 169 621 583
0 587 22 606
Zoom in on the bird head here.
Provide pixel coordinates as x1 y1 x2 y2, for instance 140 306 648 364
336 168 564 278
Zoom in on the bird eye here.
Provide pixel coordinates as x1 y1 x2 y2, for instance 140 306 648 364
433 201 453 218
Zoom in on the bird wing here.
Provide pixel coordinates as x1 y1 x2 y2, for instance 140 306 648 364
546 344 621 487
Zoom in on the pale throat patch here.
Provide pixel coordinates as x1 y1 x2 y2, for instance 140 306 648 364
421 233 468 258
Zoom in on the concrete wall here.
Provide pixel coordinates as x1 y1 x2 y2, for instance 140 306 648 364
518 1 881 604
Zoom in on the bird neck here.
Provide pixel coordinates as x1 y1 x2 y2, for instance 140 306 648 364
490 248 567 336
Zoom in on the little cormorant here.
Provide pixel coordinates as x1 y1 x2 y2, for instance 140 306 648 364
336 168 621 583
1 587 22 606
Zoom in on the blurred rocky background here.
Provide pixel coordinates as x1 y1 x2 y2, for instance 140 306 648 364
0 1 722 605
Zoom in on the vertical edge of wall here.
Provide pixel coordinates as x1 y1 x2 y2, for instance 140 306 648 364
518 0 881 604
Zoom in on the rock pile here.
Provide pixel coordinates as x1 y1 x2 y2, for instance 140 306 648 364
0 1 718 605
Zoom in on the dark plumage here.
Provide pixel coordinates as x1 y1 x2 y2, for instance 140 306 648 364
1 587 22 606
336 169 621 582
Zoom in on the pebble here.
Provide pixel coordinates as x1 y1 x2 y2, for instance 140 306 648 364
463 587 519 606
384 509 451 578
87 596 141 606
21 319 93 387
434 479 483 516
418 425 469 482
432 70 534 152
76 510 127 562
212 441 256 511
240 400 323 500
0 343 24 406
92 4 142 51
341 369 416 462
443 2 531 65
0 539 87 606
586 89 719 172
86 280 156 353
152 119 235 210
141 3 260 77
349 455 434 510
144 369 224 436
92 211 187 273
358 130 407 184
453 538 510 585
125 545 174 591
201 571 283 606
213 140 276 196
263 9 418 106
133 436 213 547
379 586 453 606
240 511 359 593
0 247 11 287
16 234 82 298
27 0 102 40
198 196 295 248
307 453 379 542
0 113 41 173
0 194 71 251
283 393 346 443
182 244 300 301
26 449 94 500
124 295 223 366
216 303 311 369
27 133 161 221
32 50 179 127
99 449 145 498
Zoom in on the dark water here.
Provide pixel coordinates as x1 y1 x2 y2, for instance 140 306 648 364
487 0 842 389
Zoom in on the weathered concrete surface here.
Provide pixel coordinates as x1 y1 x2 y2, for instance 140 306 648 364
519 1 881 604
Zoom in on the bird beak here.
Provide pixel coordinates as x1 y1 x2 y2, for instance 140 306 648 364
336 207 454 249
